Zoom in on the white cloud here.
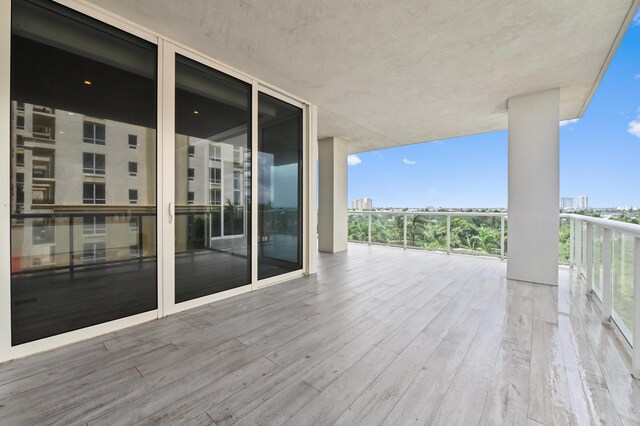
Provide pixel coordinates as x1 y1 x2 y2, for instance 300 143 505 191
627 118 640 138
402 158 416 165
560 119 579 127
634 10 640 26
347 154 362 166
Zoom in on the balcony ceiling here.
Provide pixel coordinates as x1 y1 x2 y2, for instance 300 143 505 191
89 0 637 153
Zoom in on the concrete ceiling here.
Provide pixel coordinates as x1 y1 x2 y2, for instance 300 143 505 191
88 0 638 153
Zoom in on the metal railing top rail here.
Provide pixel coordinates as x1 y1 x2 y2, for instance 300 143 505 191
561 213 640 237
348 210 507 218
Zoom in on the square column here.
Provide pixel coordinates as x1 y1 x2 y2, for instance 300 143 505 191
318 136 348 253
507 89 560 286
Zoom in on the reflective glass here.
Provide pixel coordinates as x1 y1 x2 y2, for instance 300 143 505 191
174 54 252 302
10 0 157 345
258 93 303 279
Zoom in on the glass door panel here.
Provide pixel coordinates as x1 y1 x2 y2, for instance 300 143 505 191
174 54 252 303
258 92 303 279
9 0 157 345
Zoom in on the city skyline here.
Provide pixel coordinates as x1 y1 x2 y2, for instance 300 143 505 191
347 15 640 209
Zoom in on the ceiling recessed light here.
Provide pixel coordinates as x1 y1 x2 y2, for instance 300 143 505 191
83 80 92 85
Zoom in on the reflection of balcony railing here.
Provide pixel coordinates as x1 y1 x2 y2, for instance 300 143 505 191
33 105 55 114
33 168 54 179
10 211 155 275
33 126 53 139
261 208 300 239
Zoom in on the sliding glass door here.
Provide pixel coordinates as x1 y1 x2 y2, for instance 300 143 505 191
258 92 303 280
174 54 252 303
9 0 157 345
4 0 309 356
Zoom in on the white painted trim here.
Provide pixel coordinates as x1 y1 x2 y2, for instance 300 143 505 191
1 311 158 364
156 39 165 318
586 223 594 295
170 43 252 86
0 0 12 360
166 284 252 316
2 0 315 361
306 105 318 275
301 101 309 273
602 228 612 325
251 82 259 290
256 270 306 290
161 41 177 315
51 0 311 107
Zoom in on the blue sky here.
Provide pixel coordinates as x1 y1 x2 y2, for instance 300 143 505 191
348 17 640 209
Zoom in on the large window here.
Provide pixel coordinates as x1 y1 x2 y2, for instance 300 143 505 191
174 53 251 303
82 242 106 264
83 183 106 204
83 216 106 235
83 153 106 175
258 93 303 279
210 167 221 184
83 122 106 145
9 0 157 345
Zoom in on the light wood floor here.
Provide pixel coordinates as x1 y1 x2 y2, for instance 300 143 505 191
1 243 639 425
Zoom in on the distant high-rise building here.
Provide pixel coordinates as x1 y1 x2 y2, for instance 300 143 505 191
576 195 589 210
350 197 373 211
560 196 574 210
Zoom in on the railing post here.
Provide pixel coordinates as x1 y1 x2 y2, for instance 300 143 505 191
500 216 505 260
368 212 372 246
602 227 612 325
446 214 451 254
138 214 144 262
633 236 640 379
403 214 407 250
576 220 583 276
68 216 74 273
586 223 594 295
569 218 574 268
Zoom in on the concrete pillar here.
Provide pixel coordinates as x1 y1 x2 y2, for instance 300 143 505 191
318 136 348 253
507 89 560 286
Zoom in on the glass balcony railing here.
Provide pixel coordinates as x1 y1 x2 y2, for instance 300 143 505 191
348 210 640 378
564 213 639 356
348 211 507 259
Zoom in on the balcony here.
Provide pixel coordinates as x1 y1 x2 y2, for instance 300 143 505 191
1 225 639 424
32 105 55 115
32 126 54 140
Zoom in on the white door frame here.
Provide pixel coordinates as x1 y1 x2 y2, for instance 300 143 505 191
0 0 317 362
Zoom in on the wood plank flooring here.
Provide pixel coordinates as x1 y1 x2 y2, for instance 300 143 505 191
1 243 639 425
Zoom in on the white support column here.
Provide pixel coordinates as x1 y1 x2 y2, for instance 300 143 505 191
318 137 348 253
506 89 560 286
